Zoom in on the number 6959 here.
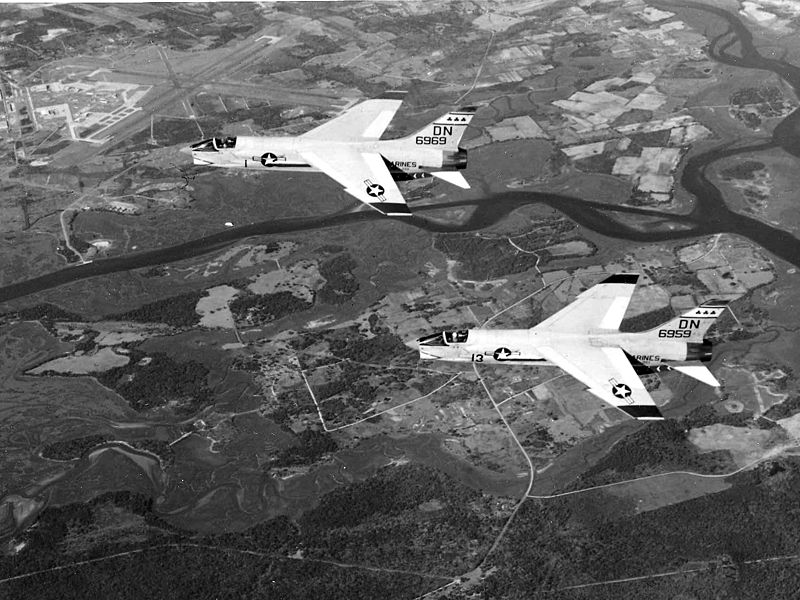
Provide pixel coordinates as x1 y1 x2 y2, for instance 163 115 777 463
658 329 690 338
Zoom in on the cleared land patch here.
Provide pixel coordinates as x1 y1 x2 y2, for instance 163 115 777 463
602 471 731 513
196 285 239 329
688 423 782 467
28 347 130 375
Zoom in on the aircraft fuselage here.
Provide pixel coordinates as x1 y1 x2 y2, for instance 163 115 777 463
191 135 466 177
417 328 706 367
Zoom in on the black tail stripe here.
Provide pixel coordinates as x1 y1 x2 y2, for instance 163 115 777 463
619 405 663 419
373 202 411 215
600 273 639 285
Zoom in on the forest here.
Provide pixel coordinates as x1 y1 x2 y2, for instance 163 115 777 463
107 291 206 328
720 160 766 181
575 406 743 488
480 461 800 598
1 465 503 599
229 290 312 326
295 327 416 422
273 428 338 467
433 218 578 281
96 351 211 412
765 396 800 420
3 302 86 333
41 434 109 460
326 326 409 363
317 254 360 305
435 234 544 280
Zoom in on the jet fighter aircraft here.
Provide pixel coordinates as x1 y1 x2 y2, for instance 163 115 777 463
188 91 476 217
417 273 728 420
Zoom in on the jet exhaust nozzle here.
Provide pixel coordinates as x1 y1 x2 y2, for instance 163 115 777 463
686 340 713 362
440 148 468 171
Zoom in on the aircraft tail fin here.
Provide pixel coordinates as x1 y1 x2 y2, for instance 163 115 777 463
431 171 470 189
407 107 477 149
645 300 729 343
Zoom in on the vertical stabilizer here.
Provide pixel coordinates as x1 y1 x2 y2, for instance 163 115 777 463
407 107 477 149
645 301 729 343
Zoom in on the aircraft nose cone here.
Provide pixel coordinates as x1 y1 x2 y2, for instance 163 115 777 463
179 146 193 155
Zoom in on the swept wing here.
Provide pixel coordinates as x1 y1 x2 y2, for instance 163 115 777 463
536 273 639 333
301 96 405 142
537 345 663 419
299 149 411 217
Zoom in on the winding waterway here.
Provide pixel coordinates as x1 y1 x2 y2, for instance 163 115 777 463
4 0 800 547
1 1 799 305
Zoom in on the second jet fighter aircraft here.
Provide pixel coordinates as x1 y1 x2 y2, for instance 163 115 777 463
188 91 475 217
417 273 728 420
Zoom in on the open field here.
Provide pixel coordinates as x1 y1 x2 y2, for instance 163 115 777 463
601 471 732 513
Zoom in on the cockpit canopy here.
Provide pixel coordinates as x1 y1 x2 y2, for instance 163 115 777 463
417 330 469 346
190 139 215 152
445 330 469 344
190 137 237 152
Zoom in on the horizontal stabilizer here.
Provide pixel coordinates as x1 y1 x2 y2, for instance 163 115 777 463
672 365 720 387
431 171 470 189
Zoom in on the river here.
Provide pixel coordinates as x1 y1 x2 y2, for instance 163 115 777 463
1 1 799 303
4 0 800 543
